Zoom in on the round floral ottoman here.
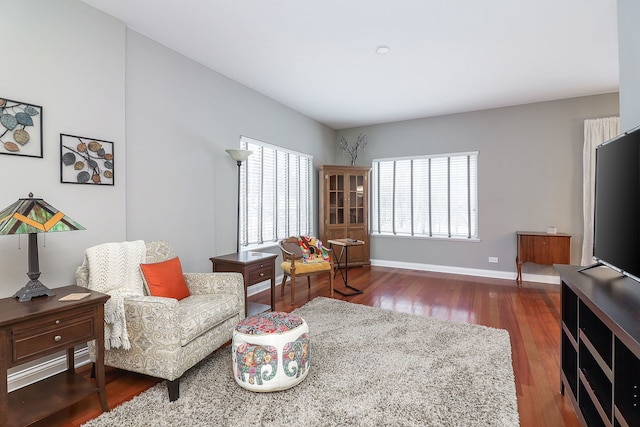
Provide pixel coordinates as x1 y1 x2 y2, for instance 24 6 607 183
232 311 310 392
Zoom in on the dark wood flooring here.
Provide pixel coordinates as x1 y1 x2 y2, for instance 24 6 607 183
32 266 579 426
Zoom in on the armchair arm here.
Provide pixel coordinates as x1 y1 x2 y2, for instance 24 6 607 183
88 296 180 356
88 295 185 381
122 295 181 351
183 272 244 321
326 246 335 265
280 246 300 267
183 272 244 296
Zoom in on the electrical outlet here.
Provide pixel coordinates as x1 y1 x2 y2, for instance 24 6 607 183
488 257 498 263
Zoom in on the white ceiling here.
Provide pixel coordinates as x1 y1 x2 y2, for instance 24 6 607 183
81 0 619 130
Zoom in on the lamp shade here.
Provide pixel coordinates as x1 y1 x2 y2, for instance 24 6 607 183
0 193 85 302
0 194 85 235
226 149 253 162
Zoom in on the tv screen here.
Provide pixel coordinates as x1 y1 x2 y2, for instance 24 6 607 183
593 125 640 281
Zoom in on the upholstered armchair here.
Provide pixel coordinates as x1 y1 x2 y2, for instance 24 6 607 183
76 240 244 401
279 236 334 304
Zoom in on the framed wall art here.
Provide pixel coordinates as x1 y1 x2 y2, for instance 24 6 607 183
0 97 43 158
60 134 114 185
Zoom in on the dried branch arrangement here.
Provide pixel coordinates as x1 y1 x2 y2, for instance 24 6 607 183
338 133 368 166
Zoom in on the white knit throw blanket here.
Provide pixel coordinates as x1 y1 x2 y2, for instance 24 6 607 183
83 240 147 350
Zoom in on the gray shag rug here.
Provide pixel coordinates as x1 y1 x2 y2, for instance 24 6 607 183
83 297 519 426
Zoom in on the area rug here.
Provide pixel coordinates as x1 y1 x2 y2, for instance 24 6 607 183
83 297 519 426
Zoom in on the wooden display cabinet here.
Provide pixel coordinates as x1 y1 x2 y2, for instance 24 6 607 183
318 165 370 267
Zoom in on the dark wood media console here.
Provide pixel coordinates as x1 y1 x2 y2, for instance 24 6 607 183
556 264 640 427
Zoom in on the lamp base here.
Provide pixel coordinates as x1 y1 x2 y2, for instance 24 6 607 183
13 279 56 302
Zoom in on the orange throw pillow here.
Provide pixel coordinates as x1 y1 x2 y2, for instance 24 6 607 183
140 257 190 300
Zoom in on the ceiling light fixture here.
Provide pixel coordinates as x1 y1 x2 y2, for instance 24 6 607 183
375 46 390 55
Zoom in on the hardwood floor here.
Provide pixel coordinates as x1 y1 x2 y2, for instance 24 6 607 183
33 266 579 426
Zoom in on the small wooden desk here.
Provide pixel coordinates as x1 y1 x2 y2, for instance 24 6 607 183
0 285 110 427
516 231 571 285
210 252 277 317
328 239 365 296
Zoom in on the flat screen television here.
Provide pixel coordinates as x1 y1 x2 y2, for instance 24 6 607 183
591 124 640 281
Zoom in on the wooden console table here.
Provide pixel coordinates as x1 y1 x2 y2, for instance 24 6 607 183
210 252 277 317
0 285 110 427
516 231 571 285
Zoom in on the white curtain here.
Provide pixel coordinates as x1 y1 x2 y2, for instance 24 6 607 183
581 117 620 265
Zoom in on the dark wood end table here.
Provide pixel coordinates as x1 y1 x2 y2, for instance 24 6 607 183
0 285 110 427
210 251 278 317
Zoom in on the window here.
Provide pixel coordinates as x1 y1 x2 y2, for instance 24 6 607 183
371 152 478 239
239 136 313 249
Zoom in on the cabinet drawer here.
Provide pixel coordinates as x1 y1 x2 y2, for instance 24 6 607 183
519 235 570 265
248 263 273 284
12 309 96 363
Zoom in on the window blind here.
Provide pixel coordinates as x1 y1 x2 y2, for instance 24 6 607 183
239 136 313 248
371 152 478 239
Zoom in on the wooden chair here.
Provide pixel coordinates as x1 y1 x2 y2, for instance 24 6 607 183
279 236 334 304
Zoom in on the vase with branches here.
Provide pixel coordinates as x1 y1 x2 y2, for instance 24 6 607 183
338 133 368 166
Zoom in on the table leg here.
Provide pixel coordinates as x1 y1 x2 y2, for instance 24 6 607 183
333 245 347 282
516 257 522 287
66 347 75 372
270 275 275 312
331 243 364 296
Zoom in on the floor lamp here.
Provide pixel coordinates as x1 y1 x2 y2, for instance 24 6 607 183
226 149 252 252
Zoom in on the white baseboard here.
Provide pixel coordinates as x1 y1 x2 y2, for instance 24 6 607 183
8 346 92 392
249 262 560 295
370 259 561 285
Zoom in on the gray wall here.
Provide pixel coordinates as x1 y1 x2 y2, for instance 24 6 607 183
337 94 619 281
125 31 335 272
0 1 335 300
618 0 640 130
0 0 126 298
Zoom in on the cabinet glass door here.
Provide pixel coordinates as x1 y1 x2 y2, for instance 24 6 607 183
349 175 365 224
329 174 344 224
